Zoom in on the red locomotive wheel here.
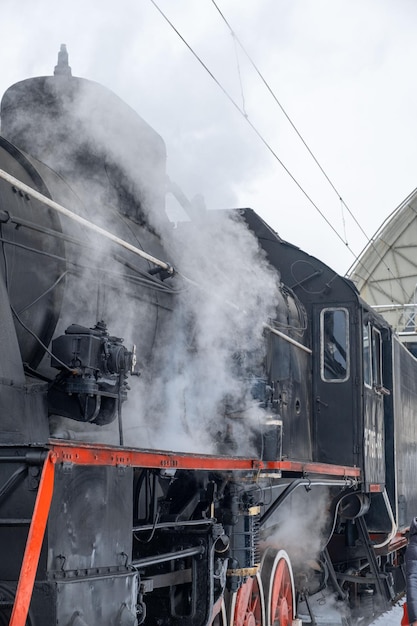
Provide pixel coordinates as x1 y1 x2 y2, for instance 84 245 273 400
261 549 295 626
229 574 265 626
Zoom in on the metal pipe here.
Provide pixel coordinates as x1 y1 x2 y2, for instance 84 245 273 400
132 545 205 568
323 547 347 601
373 488 397 549
0 168 174 275
0 466 27 502
260 478 355 526
264 324 312 354
0 457 32 463
372 304 416 310
133 519 214 533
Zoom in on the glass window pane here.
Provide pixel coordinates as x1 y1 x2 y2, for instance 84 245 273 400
363 323 371 386
372 328 382 386
321 309 349 382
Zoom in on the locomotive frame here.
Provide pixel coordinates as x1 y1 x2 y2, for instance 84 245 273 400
5 439 361 626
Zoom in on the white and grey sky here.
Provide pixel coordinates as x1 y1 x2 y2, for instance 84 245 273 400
1 0 417 274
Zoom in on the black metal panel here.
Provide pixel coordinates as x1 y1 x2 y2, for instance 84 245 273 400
0 262 50 443
392 337 417 529
361 317 390 490
362 389 385 488
0 269 25 384
0 379 49 445
0 575 138 626
267 333 312 461
47 464 133 574
0 457 137 623
382 340 396 515
0 138 66 369
55 572 138 625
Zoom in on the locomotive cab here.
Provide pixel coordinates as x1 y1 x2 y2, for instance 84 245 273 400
312 301 389 491
241 208 393 496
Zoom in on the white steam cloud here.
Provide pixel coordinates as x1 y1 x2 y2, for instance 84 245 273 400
55 81 283 454
124 209 280 453
3 75 281 454
261 487 330 570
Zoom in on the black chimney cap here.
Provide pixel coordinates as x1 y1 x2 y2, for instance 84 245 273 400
54 44 72 77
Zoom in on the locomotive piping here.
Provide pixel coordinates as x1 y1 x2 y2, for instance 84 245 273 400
259 477 356 527
132 518 215 533
264 323 312 354
0 465 27 503
372 488 397 549
9 300 76 373
132 545 205 568
0 234 176 295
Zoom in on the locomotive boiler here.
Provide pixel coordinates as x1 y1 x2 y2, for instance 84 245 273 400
0 46 415 626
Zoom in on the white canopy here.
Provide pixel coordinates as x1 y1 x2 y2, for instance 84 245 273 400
348 187 417 340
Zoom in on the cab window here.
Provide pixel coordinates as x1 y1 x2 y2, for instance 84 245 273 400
372 327 382 387
320 308 349 382
363 323 372 387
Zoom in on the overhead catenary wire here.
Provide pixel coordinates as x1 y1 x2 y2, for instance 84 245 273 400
211 0 355 243
210 2 376 246
148 0 358 258
231 30 247 118
211 0 414 304
151 0 411 304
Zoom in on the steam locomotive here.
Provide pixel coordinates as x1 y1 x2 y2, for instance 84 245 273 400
0 46 415 626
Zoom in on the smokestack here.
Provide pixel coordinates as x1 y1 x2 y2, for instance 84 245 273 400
54 44 72 77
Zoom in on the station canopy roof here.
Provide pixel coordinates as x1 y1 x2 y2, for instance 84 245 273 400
348 187 417 342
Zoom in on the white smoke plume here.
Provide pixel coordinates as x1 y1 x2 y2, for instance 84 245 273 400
5 75 282 453
53 79 283 454
123 208 281 453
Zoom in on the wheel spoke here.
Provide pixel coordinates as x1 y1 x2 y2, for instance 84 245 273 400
228 573 265 626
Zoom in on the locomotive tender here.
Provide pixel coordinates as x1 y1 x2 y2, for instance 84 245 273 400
0 47 415 626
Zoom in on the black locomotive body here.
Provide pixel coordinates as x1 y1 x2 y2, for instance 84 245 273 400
0 48 415 626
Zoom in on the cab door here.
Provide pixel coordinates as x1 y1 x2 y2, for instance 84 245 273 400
313 305 359 467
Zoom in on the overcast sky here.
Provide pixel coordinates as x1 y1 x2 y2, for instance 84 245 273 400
1 0 417 274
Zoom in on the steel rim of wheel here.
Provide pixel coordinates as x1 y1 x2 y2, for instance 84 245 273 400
261 549 295 626
211 598 227 625
229 573 265 626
